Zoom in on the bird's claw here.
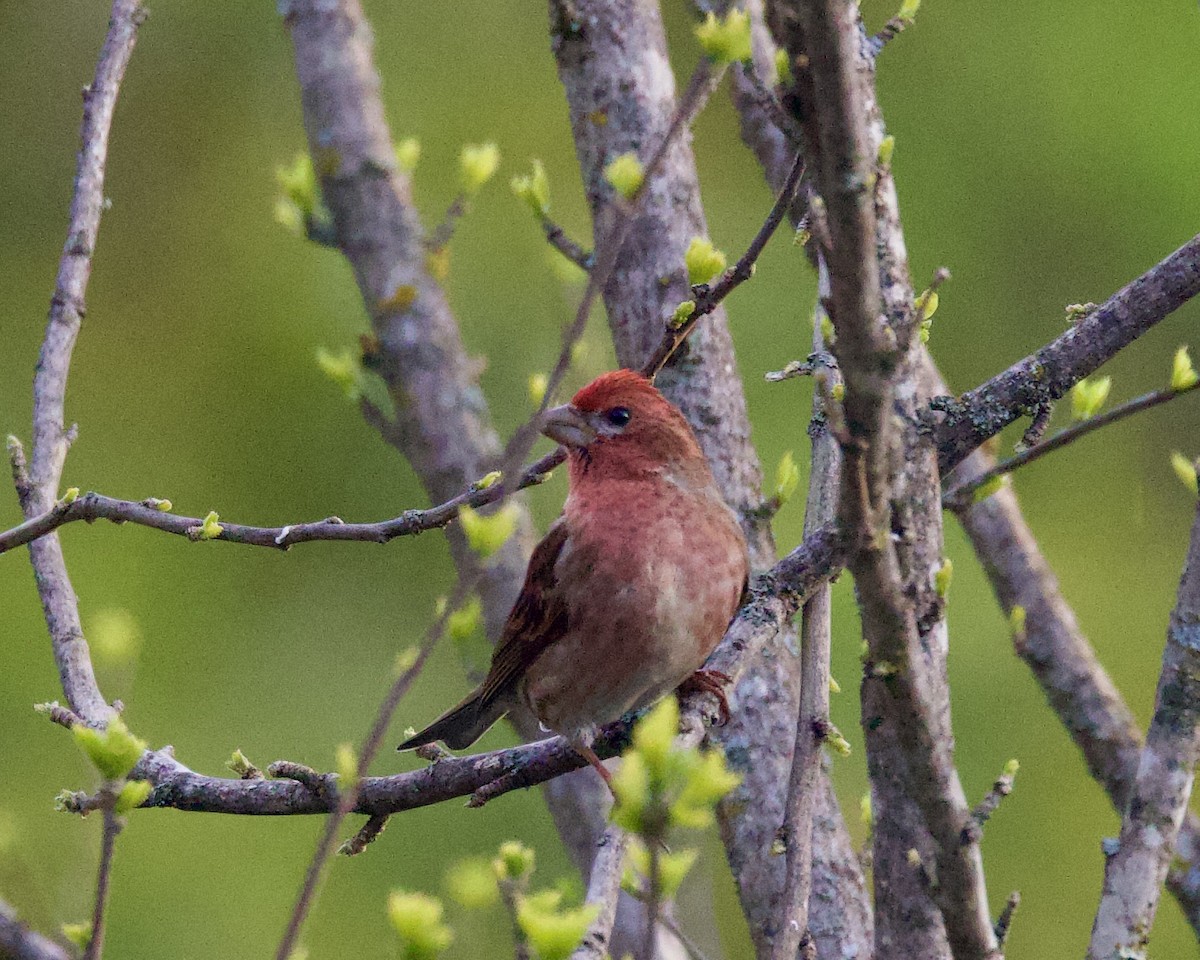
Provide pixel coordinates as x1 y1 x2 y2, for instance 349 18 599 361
678 669 733 726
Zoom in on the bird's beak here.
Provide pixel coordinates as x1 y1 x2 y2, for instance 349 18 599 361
541 404 597 450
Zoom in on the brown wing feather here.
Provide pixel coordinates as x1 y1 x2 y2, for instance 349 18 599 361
478 518 571 710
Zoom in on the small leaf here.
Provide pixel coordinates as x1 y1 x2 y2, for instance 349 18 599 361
877 135 896 167
1008 605 1028 639
604 153 644 201
694 9 752 64
73 717 147 781
773 451 800 506
1171 346 1198 391
316 347 363 401
387 890 453 959
61 921 93 951
61 487 80 505
934 558 953 599
897 0 921 23
458 503 521 558
1071 376 1112 421
114 779 152 814
774 49 793 86
528 372 549 407
395 137 421 173
445 856 499 908
447 596 483 644
632 697 679 779
89 608 142 664
684 237 727 286
972 475 1007 503
460 143 500 194
335 743 358 788
493 840 536 881
511 159 551 217
473 470 502 490
670 300 696 329
1171 451 1199 496
517 893 599 960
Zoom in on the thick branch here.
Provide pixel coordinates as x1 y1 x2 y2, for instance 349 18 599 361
571 828 629 960
1088 501 1200 958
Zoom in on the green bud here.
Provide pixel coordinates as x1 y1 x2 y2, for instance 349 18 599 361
61 487 80 505
114 779 152 813
473 470 502 490
394 646 420 677
460 143 500 194
935 558 953 599
61 921 93 951
225 748 259 778
516 891 599 960
335 742 358 788
194 510 223 541
829 676 842 695
897 0 921 23
73 717 147 781
694 9 753 64
1071 376 1112 421
151 498 173 512
528 372 549 407
494 840 536 881
1008 605 1027 639
447 596 483 644
511 159 551 217
774 49 793 86
670 748 740 830
89 607 142 664
315 346 363 401
1171 451 1199 496
972 475 1007 503
395 137 421 173
819 314 836 346
387 890 453 959
906 848 922 868
275 152 317 222
670 300 696 329
445 856 499 908
1004 758 1020 780
877 135 896 167
604 152 645 201
823 724 852 757
458 503 521 558
626 840 698 899
685 237 727 286
773 450 800 506
610 751 651 835
632 697 679 779
860 792 873 826
1171 346 1198 391
831 382 845 402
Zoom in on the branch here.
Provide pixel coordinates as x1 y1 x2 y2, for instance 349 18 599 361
571 828 628 960
90 525 845 818
0 900 71 960
934 232 1200 474
82 807 121 960
773 259 841 960
272 578 472 960
1088 500 1200 958
944 379 1200 508
945 411 1200 933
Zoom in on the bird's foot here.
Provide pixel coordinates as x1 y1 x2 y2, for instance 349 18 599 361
571 740 615 797
678 669 733 726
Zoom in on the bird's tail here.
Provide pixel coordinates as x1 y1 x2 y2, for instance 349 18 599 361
397 688 508 752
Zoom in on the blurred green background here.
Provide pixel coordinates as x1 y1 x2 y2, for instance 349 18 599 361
2 0 1198 957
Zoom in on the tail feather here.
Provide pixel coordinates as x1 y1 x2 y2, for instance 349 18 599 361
397 688 508 752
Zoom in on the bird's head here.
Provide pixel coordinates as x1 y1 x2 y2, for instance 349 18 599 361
540 370 708 483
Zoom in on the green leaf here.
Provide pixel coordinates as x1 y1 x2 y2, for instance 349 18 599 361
934 558 953 599
694 9 752 64
460 143 500 194
447 596 483 644
493 840 536 882
684 237 727 286
315 346 363 401
1171 346 1198 391
114 779 152 814
387 890 453 960
1071 376 1112 420
1171 451 1199 496
445 856 499 909
395 137 421 173
603 153 644 201
73 717 147 781
511 159 551 217
774 450 800 505
458 503 521 558
517 892 600 960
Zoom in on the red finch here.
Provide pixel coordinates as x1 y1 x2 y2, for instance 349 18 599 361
398 369 748 781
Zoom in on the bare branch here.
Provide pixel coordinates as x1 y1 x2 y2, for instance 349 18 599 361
82 806 121 960
773 261 841 960
1087 500 1200 958
934 232 1200 474
571 828 629 960
273 578 472 960
944 379 1200 508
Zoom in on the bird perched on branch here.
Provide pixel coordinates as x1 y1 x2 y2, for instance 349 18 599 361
398 369 749 783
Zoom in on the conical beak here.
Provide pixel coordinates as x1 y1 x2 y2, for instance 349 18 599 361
541 404 597 450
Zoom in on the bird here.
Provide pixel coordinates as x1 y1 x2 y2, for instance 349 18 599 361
397 369 749 783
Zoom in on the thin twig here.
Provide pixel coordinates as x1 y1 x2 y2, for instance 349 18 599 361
944 380 1200 508
273 577 476 960
426 193 469 251
542 218 593 271
645 151 805 377
994 892 1020 947
963 762 1018 845
82 805 121 960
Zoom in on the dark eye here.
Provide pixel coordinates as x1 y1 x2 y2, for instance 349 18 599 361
606 406 632 427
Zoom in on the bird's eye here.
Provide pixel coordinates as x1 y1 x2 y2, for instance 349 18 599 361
606 406 632 427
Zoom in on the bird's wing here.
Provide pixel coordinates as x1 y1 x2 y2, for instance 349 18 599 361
477 516 572 711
